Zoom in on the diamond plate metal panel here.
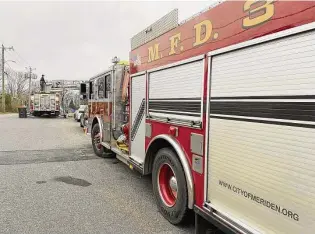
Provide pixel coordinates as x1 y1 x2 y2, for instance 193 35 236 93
179 1 223 25
131 9 178 50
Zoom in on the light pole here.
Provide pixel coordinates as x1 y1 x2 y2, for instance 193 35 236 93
1 44 14 113
25 66 36 113
1 60 16 112
3 60 17 94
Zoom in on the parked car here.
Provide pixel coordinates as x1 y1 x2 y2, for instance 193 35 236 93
75 105 87 123
74 109 79 120
67 112 74 117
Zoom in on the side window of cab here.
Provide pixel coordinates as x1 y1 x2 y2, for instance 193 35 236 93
89 81 94 100
105 74 111 99
98 77 105 99
94 80 98 100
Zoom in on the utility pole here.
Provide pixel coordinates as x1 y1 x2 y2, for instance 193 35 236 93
1 44 14 113
25 66 36 113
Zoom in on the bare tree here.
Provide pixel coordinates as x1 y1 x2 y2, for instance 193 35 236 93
5 68 29 106
6 68 17 96
16 72 29 99
6 68 28 95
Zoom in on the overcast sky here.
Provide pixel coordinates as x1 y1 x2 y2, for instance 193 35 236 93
0 1 214 81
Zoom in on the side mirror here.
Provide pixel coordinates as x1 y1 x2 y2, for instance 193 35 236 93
80 83 87 100
80 83 87 94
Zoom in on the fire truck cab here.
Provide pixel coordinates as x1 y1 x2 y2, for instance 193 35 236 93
81 59 130 159
82 1 315 233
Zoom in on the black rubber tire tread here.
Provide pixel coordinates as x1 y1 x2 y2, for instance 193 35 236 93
152 147 190 225
91 123 113 158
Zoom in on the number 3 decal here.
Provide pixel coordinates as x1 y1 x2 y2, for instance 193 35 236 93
243 0 275 29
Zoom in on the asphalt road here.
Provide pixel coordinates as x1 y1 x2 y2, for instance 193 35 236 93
0 114 195 234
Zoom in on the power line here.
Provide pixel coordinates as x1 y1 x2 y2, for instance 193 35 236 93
12 50 30 66
0 40 30 66
4 70 15 80
5 62 13 70
6 49 28 68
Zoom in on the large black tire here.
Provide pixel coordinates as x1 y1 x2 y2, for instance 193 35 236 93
152 148 190 225
91 123 113 158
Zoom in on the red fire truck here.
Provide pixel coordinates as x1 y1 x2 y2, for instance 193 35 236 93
82 1 315 233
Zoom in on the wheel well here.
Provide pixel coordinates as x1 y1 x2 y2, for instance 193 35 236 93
145 134 194 209
144 138 174 175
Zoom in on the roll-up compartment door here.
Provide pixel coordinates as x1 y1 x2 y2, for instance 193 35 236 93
148 57 204 124
40 94 50 111
206 29 315 233
50 94 56 110
34 94 40 110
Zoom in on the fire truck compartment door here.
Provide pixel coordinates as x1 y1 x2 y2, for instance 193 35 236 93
206 29 315 233
148 57 204 124
50 94 56 111
130 73 146 164
34 94 40 111
40 94 50 111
